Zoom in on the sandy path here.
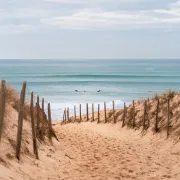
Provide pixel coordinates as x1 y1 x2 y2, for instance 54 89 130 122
1 122 180 180
55 122 180 180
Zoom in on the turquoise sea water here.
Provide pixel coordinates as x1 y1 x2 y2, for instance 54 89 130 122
0 59 180 119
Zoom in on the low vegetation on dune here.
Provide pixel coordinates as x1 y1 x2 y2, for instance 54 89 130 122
1 85 179 165
0 85 57 164
1 86 180 180
66 90 180 138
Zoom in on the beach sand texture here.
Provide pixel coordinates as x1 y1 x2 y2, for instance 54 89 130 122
1 91 180 179
1 120 180 180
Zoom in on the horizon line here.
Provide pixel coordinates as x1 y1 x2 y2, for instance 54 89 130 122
0 58 180 60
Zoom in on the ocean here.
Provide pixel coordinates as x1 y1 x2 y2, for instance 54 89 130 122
0 59 180 120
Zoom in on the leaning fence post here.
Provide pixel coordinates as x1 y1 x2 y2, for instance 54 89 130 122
67 107 70 122
79 104 82 123
62 110 64 122
30 92 39 159
41 97 45 139
64 108 67 123
143 100 147 129
147 101 149 128
42 98 44 115
92 103 94 121
86 103 89 121
132 100 135 128
112 101 116 123
104 102 107 123
122 102 126 127
74 105 76 122
16 81 26 160
167 98 170 138
48 103 52 142
42 98 45 121
0 80 6 143
36 96 40 135
155 99 159 132
97 104 100 123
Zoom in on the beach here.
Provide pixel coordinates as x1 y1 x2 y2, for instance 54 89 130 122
1 59 180 179
1 59 180 120
1 0 180 178
1 121 180 180
1 89 180 179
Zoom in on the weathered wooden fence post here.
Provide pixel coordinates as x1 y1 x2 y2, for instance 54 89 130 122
112 101 116 123
40 97 45 139
132 100 135 128
97 104 100 123
104 102 107 123
48 103 52 142
64 108 67 123
155 99 159 132
143 100 147 129
0 80 6 143
122 102 126 127
79 104 81 123
74 105 76 122
16 81 26 160
86 103 89 121
67 107 70 122
42 98 44 115
147 101 149 128
61 111 65 124
167 98 170 138
36 96 40 135
92 103 94 122
30 92 39 159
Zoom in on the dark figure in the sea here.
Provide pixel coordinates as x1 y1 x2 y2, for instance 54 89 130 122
97 90 100 92
75 90 78 92
84 90 86 92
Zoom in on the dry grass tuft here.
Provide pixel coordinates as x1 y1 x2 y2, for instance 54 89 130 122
166 90 177 99
152 90 177 104
153 94 159 101
0 85 17 104
0 85 31 120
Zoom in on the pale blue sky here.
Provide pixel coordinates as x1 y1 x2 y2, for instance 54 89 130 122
0 0 180 59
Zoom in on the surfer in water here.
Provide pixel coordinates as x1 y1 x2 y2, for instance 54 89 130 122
75 90 78 92
97 90 100 92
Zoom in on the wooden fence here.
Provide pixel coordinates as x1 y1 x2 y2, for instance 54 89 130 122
0 80 54 161
62 98 172 138
0 79 174 161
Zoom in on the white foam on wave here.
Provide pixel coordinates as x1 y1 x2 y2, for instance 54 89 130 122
49 99 130 120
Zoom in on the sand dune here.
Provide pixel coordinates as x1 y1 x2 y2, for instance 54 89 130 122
1 120 180 179
1 90 180 179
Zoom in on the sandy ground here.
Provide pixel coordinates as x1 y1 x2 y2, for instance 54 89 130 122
54 122 180 180
1 85 180 180
1 121 180 180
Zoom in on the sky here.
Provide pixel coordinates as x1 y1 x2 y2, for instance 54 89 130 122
0 0 180 59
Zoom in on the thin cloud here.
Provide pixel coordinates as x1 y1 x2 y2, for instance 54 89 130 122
41 7 180 30
170 0 180 7
44 0 143 4
0 0 180 33
44 0 85 3
0 24 38 34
